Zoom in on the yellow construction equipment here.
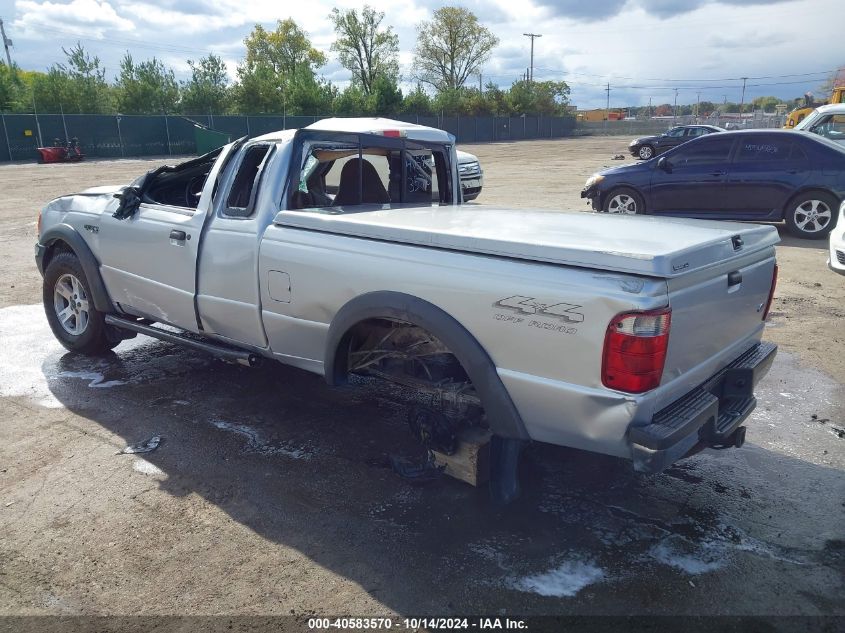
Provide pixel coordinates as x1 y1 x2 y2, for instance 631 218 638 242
784 82 845 129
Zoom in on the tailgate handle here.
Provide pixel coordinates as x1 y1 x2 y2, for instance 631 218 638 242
727 271 742 287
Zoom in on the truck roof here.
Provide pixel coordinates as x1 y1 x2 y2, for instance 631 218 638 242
306 117 455 143
249 118 454 144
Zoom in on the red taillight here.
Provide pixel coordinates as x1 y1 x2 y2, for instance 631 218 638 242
762 263 778 321
382 129 403 137
602 308 672 393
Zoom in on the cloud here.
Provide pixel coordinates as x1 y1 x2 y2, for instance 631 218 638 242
534 0 794 21
13 0 134 36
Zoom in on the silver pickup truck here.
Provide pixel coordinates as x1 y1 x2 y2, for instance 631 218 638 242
35 117 779 502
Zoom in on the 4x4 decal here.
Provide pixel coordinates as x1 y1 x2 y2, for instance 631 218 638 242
494 295 584 323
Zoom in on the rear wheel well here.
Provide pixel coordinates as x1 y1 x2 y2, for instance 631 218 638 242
333 317 482 422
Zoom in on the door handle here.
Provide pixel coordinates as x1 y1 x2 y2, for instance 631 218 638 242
727 271 742 287
710 170 726 177
169 229 187 241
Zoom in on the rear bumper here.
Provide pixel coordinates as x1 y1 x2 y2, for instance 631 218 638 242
629 341 777 473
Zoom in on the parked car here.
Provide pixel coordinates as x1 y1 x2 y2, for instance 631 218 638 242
628 125 725 160
583 129 845 239
794 103 845 146
830 200 845 275
456 149 483 201
36 117 778 502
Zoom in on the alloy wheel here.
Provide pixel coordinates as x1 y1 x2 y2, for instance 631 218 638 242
53 273 90 336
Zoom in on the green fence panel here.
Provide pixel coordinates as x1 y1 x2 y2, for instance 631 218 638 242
0 113 579 162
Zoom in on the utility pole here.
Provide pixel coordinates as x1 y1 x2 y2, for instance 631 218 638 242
523 33 542 82
739 76 748 126
696 92 701 122
0 19 13 67
605 83 611 130
672 88 679 125
478 71 482 93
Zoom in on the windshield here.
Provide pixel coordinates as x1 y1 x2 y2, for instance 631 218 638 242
795 110 845 141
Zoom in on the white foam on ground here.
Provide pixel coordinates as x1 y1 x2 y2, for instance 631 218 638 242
210 419 310 459
0 305 65 407
511 560 605 597
0 305 129 407
649 536 726 575
132 458 165 476
57 371 126 388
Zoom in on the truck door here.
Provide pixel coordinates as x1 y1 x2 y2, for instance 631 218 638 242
97 144 241 332
195 142 275 348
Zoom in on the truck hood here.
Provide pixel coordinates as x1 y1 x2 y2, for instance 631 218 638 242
275 207 779 278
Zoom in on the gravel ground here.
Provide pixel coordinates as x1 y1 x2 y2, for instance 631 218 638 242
0 136 842 623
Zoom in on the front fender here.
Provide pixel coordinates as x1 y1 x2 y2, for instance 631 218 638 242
39 223 115 313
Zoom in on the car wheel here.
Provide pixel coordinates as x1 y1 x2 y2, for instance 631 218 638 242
638 145 654 160
603 187 645 215
784 191 838 239
43 251 118 354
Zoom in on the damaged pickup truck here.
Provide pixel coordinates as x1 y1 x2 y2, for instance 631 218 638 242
35 117 779 502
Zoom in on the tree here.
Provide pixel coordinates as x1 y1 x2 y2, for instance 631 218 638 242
507 79 569 115
0 63 26 111
115 53 179 113
233 19 326 114
58 42 112 113
368 74 402 115
181 54 229 114
329 6 399 95
334 84 369 116
401 85 433 116
413 7 498 91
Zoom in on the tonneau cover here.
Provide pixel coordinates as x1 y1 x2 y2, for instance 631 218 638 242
274 206 780 278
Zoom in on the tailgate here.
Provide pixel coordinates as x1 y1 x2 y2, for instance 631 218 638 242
663 246 776 382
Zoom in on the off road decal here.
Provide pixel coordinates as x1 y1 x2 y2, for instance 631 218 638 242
494 295 584 323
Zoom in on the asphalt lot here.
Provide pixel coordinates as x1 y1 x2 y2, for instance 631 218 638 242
0 136 842 621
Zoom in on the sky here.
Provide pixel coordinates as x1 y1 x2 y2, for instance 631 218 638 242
0 0 842 108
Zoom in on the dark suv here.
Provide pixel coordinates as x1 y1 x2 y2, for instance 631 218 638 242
629 125 725 160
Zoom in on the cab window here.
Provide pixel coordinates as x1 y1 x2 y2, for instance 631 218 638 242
291 138 450 210
224 144 271 218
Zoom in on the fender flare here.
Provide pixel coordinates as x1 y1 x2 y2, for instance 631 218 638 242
324 291 530 441
40 223 115 313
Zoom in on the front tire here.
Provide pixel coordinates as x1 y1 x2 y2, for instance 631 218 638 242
603 187 645 215
638 145 654 160
784 191 838 239
43 251 118 354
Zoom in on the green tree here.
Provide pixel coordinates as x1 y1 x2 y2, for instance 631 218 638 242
115 53 179 113
181 54 229 114
233 19 326 114
413 7 498 91
401 85 433 116
334 84 369 116
0 63 26 111
507 79 569 115
368 74 402 115
31 66 73 113
329 6 399 95
58 42 112 113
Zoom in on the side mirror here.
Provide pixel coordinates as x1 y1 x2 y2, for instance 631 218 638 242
657 156 672 173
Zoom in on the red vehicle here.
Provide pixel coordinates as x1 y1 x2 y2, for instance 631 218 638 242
37 138 85 163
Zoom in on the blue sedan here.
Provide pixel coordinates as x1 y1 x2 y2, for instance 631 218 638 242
581 129 845 239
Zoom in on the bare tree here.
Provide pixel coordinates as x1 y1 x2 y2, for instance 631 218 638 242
413 7 498 92
330 6 399 95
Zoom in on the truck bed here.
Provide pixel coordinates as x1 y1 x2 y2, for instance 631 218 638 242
274 206 780 278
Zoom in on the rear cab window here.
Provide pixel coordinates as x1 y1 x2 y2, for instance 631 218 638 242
223 144 272 218
289 131 452 211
